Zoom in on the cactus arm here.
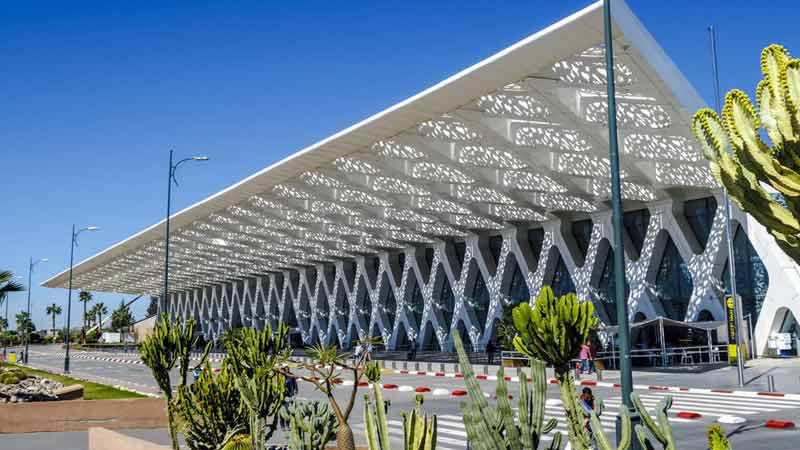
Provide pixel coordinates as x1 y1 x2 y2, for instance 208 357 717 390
556 371 590 450
372 384 391 450
656 398 677 450
630 393 667 446
591 408 629 450
545 432 562 450
634 425 656 450
494 367 522 450
518 371 535 450
364 396 379 450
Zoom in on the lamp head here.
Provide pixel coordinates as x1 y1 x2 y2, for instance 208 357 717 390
86 226 100 231
41 258 49 262
192 156 209 161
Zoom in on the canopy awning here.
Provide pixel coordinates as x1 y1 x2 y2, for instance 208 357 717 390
42 0 709 295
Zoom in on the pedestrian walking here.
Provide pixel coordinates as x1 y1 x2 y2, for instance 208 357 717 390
579 344 591 374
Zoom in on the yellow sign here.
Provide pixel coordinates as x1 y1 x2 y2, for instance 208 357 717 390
8 352 16 364
725 296 747 364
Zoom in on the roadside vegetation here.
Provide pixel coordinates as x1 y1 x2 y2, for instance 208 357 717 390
0 362 146 400
142 284 735 450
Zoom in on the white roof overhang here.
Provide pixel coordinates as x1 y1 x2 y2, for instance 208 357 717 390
42 0 711 295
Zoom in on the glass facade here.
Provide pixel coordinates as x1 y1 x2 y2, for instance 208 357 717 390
623 208 650 257
356 277 371 323
316 291 329 329
685 197 717 250
283 296 298 327
467 260 490 330
382 272 396 329
408 275 424 325
654 234 693 320
551 250 576 297
594 244 629 326
298 292 311 328
572 219 593 259
337 280 350 324
453 241 467 272
504 255 530 305
488 235 503 267
436 266 455 330
422 321 440 350
527 228 544 266
722 227 769 323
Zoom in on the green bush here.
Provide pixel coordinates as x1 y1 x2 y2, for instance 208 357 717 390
0 368 27 385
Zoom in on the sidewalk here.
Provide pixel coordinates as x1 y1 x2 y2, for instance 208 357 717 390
600 358 800 394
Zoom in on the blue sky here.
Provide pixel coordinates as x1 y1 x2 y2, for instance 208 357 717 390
2 1 799 331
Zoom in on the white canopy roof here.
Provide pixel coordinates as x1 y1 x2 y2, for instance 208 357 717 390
42 0 710 295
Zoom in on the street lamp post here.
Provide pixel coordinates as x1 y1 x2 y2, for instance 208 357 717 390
603 1 640 446
24 257 48 364
64 224 100 373
161 151 208 318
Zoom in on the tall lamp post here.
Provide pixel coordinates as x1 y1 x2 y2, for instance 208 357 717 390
64 225 100 373
603 0 640 446
708 25 745 387
162 151 208 317
24 257 48 363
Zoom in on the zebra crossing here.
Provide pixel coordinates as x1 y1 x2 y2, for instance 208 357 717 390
353 390 800 450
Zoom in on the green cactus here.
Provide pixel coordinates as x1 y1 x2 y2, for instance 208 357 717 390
225 324 290 450
175 361 245 450
364 384 437 450
630 393 678 450
140 314 210 450
363 383 393 450
401 394 437 450
453 332 561 450
510 286 597 450
692 44 800 263
707 425 732 450
280 400 338 450
364 360 382 383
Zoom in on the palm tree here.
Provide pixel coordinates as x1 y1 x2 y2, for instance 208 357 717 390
46 303 63 335
0 317 7 333
95 302 108 332
1 270 25 315
79 291 93 343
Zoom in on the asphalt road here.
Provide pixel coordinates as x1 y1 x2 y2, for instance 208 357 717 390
3 345 800 450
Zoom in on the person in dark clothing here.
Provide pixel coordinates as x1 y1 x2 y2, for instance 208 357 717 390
486 341 496 365
408 343 417 361
279 376 299 431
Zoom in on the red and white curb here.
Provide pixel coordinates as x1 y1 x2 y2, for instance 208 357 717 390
390 369 800 401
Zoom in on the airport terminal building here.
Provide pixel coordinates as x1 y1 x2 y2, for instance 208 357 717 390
42 1 800 356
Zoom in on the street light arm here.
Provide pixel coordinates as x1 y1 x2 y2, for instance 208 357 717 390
171 156 209 185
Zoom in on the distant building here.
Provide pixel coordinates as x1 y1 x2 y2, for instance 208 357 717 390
132 315 156 343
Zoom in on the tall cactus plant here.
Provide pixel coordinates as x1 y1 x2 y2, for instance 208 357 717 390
141 314 210 450
401 395 437 450
364 384 437 450
510 286 597 450
692 44 800 263
225 324 291 450
453 332 561 450
280 400 338 450
176 361 246 450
